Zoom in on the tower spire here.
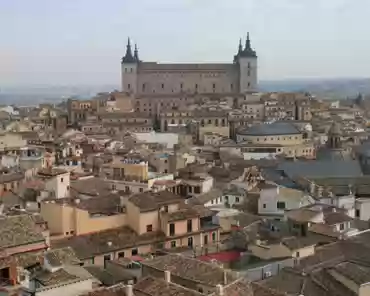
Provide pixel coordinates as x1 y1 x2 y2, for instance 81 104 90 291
245 32 251 50
238 38 243 54
122 37 135 63
242 32 257 58
134 43 140 62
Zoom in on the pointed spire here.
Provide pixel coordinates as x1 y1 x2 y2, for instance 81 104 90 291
122 37 136 63
134 43 140 62
241 32 257 58
245 32 251 50
238 38 243 54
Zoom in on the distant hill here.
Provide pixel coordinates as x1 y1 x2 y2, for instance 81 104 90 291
259 78 370 99
1 79 370 105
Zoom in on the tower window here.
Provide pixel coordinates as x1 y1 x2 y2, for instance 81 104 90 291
130 68 133 73
231 84 233 90
128 84 131 90
248 70 251 76
195 84 198 90
161 83 164 89
142 83 146 91
125 68 128 73
180 83 183 89
248 82 251 88
213 83 216 89
248 62 251 68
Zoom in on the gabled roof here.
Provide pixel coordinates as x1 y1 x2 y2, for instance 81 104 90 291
0 214 45 249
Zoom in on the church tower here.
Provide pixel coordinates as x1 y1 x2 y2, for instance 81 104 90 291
328 121 342 149
235 33 258 93
121 38 139 93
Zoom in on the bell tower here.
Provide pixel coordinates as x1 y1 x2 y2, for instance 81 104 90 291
121 38 139 94
235 33 258 93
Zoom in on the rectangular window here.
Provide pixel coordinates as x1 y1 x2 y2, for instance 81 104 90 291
277 202 286 209
213 83 216 89
169 223 175 236
340 223 345 231
212 232 216 242
356 209 360 218
161 83 164 89
103 254 111 268
187 220 192 233
131 248 138 256
118 251 125 258
146 224 153 232
194 186 201 194
236 197 240 203
128 83 131 90
187 237 193 247
171 241 176 248
164 205 168 212
204 235 208 245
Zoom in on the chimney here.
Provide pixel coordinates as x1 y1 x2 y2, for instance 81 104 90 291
223 271 228 285
216 284 224 296
125 284 133 296
164 270 171 283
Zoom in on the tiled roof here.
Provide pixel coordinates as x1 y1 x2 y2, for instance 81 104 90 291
141 254 238 286
237 122 301 136
44 247 81 267
134 276 202 296
278 159 363 179
52 226 165 260
129 191 183 212
0 214 45 249
34 268 79 286
0 172 24 184
38 168 68 177
139 62 235 71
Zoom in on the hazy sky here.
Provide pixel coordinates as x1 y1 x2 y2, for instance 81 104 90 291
1 0 369 86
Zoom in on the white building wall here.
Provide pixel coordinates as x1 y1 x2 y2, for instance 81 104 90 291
44 172 70 199
355 199 370 221
258 187 310 216
201 178 214 194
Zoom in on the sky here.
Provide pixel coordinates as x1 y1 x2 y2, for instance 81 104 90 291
0 0 370 86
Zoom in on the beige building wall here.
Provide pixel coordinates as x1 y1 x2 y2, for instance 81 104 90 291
237 133 304 145
126 201 161 235
87 244 152 266
135 65 239 95
40 202 127 237
199 126 229 140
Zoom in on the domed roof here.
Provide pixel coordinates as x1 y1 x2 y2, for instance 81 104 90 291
328 121 341 135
